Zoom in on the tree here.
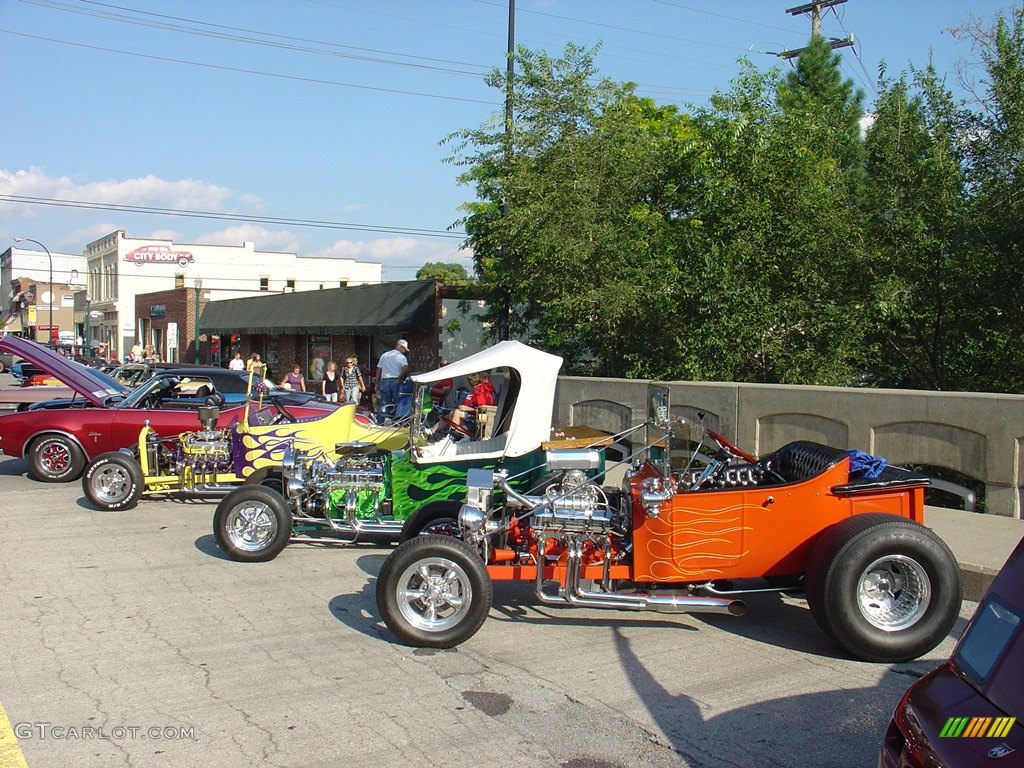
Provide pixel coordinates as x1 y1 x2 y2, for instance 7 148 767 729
448 44 694 376
669 62 869 386
416 262 470 284
860 68 968 390
957 6 1024 391
777 34 865 174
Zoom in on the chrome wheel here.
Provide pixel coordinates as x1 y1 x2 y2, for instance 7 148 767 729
39 440 72 474
395 557 473 633
419 517 460 538
223 500 279 553
856 554 931 631
90 464 133 504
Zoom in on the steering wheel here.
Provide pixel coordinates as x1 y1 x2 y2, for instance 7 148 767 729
440 414 475 439
707 430 757 463
273 399 298 424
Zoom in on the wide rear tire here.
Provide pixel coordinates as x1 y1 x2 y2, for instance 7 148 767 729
82 452 144 510
376 535 491 648
213 486 293 562
806 513 962 662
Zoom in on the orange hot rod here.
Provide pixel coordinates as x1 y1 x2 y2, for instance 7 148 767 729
376 379 963 663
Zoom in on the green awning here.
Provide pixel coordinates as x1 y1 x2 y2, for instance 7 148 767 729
199 280 437 335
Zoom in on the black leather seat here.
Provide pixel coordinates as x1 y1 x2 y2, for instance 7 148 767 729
763 441 847 483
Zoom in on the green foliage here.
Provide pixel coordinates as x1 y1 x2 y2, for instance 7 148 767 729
416 262 470 284
860 68 968 390
446 6 1024 393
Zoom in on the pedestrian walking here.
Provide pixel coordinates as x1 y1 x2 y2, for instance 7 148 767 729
373 341 408 421
342 357 365 404
281 364 306 392
322 361 340 402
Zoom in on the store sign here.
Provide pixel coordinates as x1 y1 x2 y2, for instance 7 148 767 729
124 245 195 268
150 304 166 318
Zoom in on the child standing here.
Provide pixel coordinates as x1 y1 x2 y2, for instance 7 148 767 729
342 357 364 404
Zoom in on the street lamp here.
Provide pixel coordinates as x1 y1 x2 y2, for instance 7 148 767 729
193 277 203 364
13 237 53 346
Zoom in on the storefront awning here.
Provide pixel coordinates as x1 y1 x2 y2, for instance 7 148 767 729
199 280 437 336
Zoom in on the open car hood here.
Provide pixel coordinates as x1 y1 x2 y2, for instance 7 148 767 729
0 336 127 407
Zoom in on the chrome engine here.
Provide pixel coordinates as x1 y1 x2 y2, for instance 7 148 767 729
461 448 746 618
179 429 233 485
533 469 614 533
281 442 397 537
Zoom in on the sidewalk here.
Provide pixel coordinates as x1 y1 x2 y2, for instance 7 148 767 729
925 505 1024 601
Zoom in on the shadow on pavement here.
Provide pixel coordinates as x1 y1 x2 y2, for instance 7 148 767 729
193 533 233 561
610 626 921 767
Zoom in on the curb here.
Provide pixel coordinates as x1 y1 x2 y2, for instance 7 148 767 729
959 563 999 603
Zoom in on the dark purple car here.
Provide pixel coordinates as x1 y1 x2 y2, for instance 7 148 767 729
879 534 1024 766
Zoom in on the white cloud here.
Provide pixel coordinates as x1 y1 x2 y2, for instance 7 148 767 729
194 224 305 253
144 228 184 242
0 167 257 216
307 237 470 266
303 237 472 281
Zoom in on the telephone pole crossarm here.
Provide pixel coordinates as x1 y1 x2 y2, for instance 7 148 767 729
777 34 854 60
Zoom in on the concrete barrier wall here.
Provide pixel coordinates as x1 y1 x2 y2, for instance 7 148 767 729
555 376 1024 518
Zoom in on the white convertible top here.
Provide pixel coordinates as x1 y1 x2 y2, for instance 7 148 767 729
412 340 563 457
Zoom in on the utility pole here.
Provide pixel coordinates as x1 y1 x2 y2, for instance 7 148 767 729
497 0 515 341
777 0 853 60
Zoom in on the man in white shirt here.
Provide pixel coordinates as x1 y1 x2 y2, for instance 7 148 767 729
374 339 410 422
228 353 245 371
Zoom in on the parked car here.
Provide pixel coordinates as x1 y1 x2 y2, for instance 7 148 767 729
23 366 330 412
10 360 44 384
81 396 407 511
0 336 331 482
212 341 962 663
879 535 1023 766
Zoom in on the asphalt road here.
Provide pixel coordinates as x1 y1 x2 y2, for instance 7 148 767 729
0 453 975 768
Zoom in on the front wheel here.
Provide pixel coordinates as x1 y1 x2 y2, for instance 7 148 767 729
806 513 962 663
28 434 86 482
376 535 491 648
82 452 144 510
213 486 292 562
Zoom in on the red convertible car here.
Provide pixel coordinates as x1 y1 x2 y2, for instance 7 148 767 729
0 336 322 483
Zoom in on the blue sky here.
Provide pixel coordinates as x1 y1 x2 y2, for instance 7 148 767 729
0 0 1009 279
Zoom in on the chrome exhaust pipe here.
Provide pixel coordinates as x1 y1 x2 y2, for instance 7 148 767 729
534 537 745 616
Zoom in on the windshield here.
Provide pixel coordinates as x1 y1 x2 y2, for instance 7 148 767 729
118 375 176 408
955 595 1022 685
84 365 129 394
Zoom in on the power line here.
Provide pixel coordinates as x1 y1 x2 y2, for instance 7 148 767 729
651 0 805 36
470 0 753 53
0 195 467 239
21 0 725 104
21 0 490 78
0 28 500 106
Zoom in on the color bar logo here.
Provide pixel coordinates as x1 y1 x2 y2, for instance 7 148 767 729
940 716 1016 738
